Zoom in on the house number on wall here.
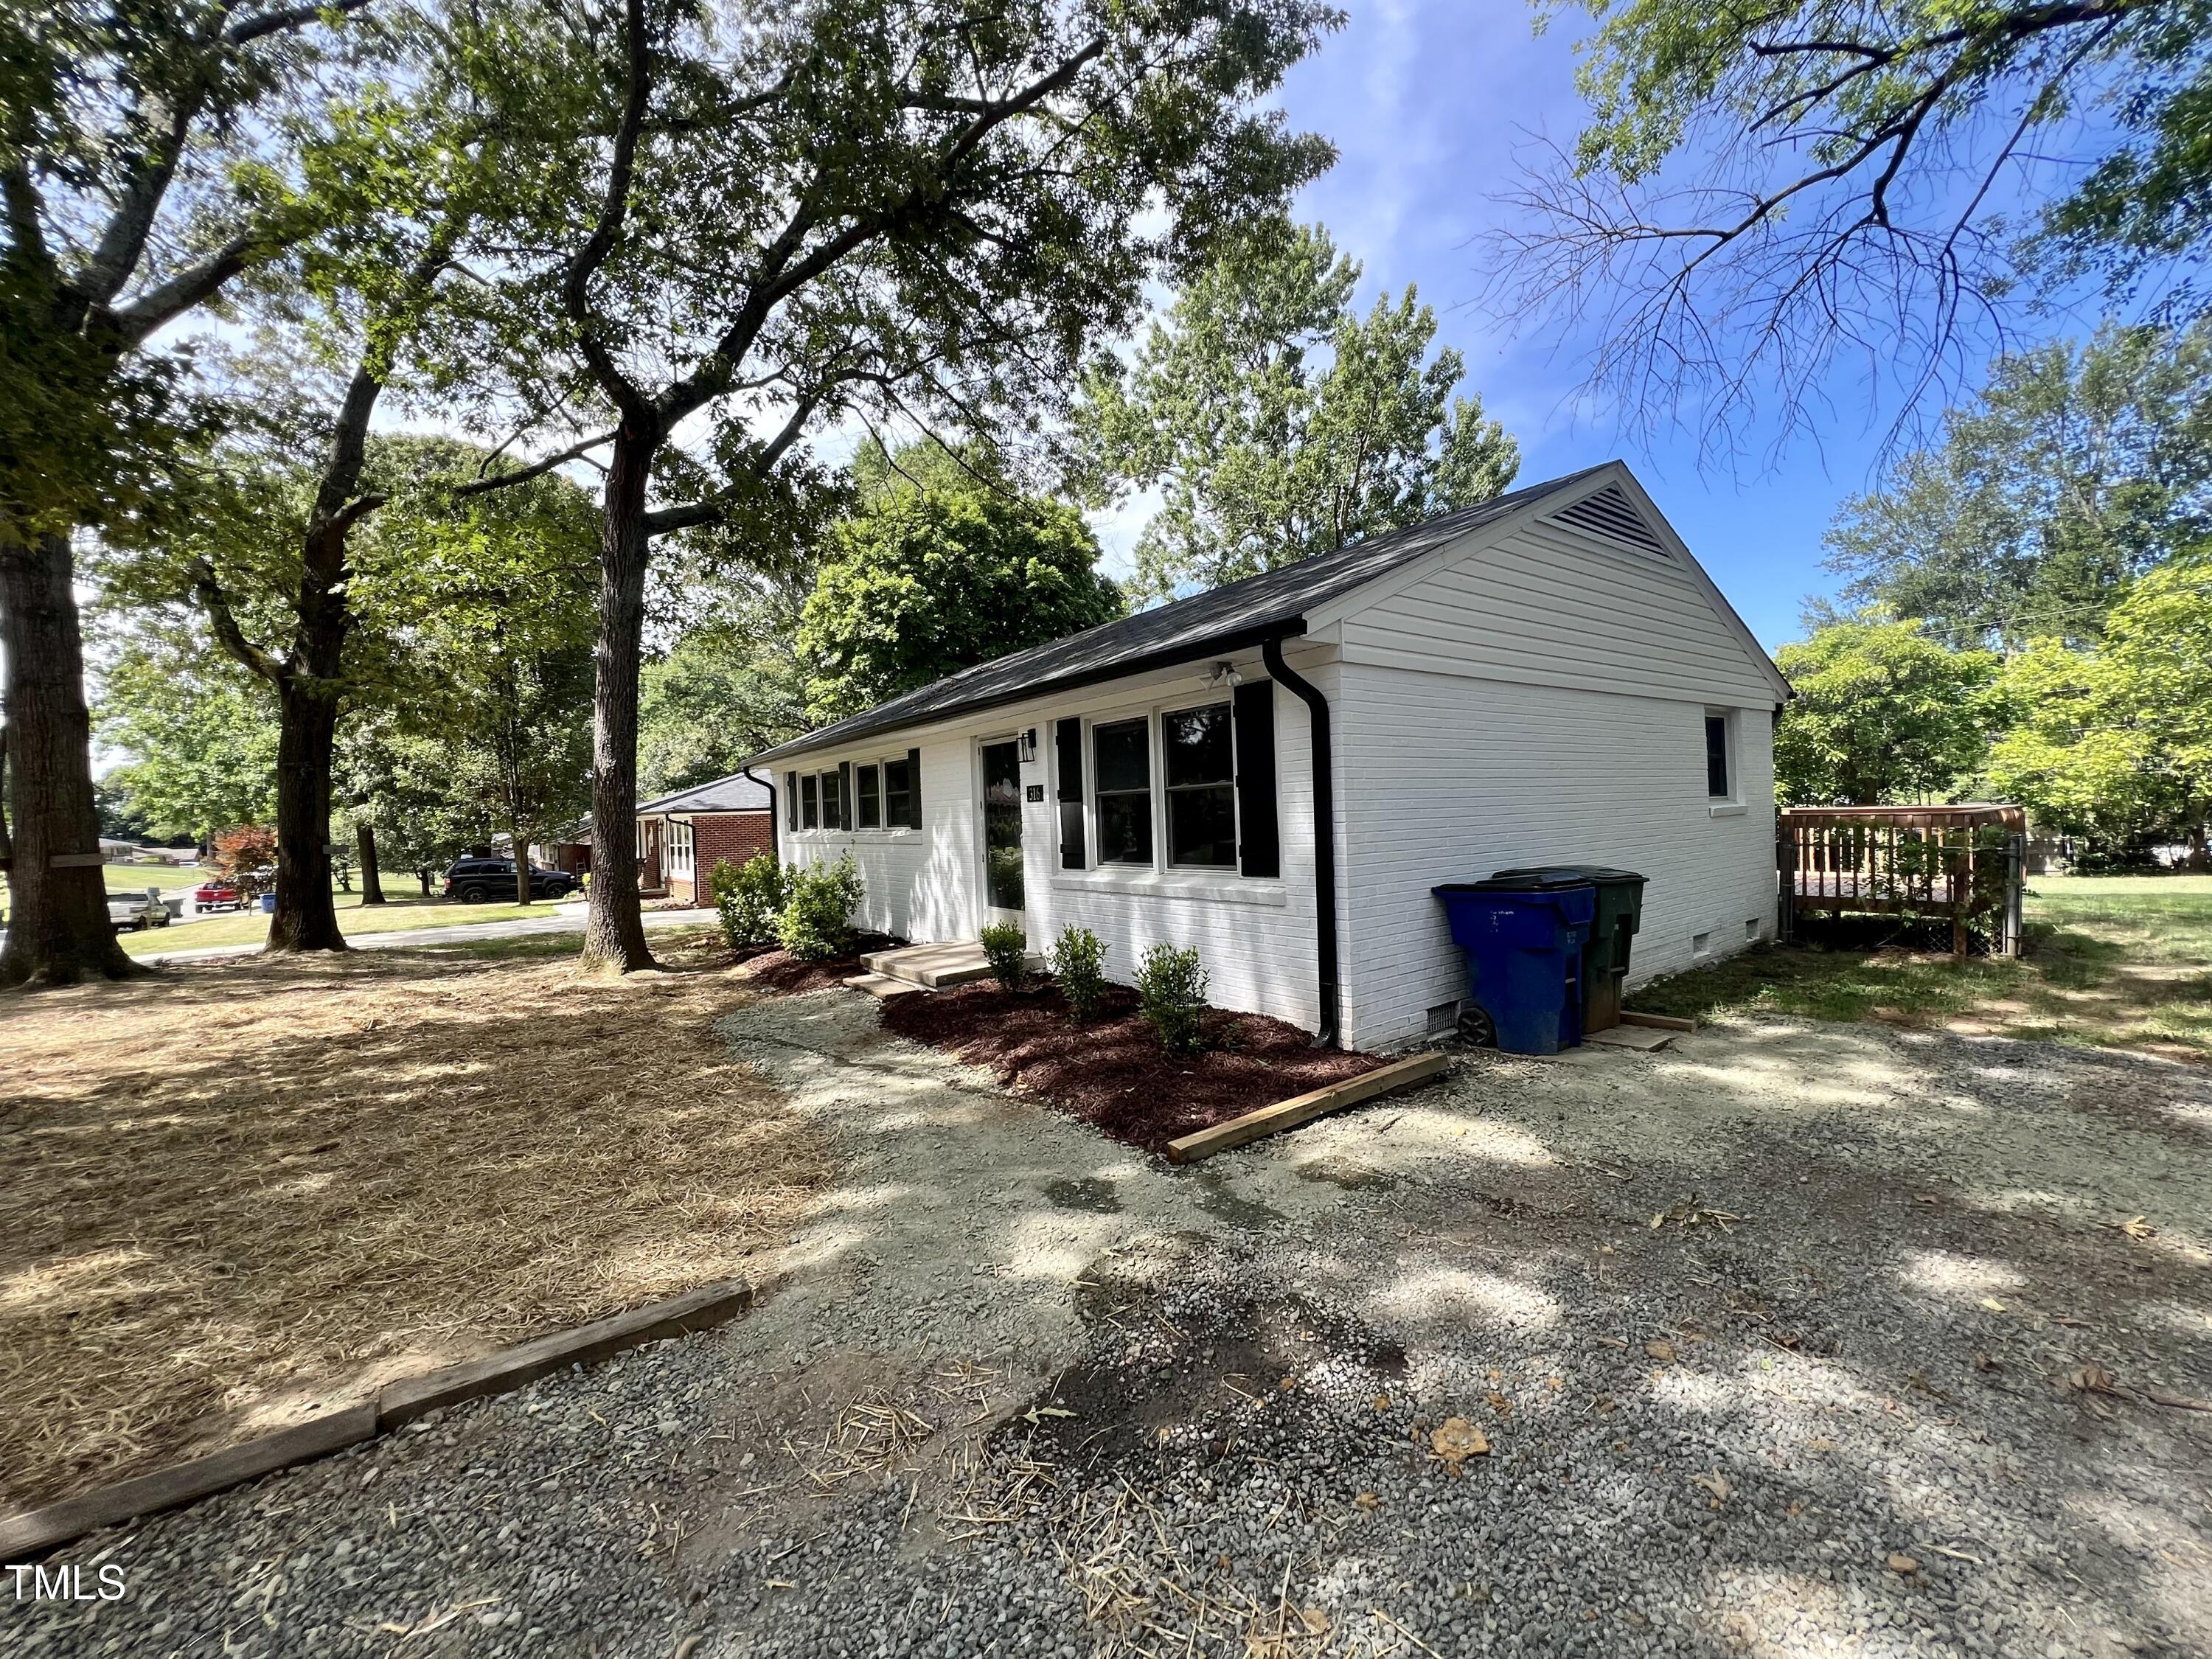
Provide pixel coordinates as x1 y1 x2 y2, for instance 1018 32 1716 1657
1025 785 1045 803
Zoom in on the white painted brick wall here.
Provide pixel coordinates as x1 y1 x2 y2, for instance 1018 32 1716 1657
779 659 1327 1032
1334 690 1775 1053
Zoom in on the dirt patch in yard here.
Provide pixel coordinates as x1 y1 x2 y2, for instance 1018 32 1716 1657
879 980 1385 1154
0 932 830 1513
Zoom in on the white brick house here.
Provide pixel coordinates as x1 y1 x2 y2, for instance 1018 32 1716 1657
743 462 1790 1051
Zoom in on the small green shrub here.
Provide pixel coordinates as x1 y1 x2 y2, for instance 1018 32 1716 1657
778 854 864 960
709 852 788 950
1135 942 1208 1056
980 922 1029 990
1051 925 1107 1021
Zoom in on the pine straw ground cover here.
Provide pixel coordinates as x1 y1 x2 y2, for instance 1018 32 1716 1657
0 930 831 1514
880 981 1385 1155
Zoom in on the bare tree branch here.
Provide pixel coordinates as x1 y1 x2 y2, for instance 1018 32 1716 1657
452 431 619 498
561 0 656 424
192 560 285 684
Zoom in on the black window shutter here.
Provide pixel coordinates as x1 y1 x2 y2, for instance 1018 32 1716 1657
785 771 798 830
905 747 923 828
838 760 852 829
1234 680 1279 878
1054 717 1085 869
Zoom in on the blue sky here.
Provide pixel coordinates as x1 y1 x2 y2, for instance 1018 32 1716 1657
1088 0 1905 653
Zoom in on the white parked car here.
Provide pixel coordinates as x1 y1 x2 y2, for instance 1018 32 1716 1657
108 893 171 933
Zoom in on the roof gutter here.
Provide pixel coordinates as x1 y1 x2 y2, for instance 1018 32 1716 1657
1262 630 1340 1050
740 766 777 863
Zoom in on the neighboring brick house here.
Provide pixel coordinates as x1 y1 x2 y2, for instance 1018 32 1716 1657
636 773 775 903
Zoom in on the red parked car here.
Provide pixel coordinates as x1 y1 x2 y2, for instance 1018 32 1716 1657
192 880 246 911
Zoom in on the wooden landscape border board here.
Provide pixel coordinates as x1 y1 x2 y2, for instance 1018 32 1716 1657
1619 1010 1695 1033
1165 1050 1450 1165
0 1279 760 1562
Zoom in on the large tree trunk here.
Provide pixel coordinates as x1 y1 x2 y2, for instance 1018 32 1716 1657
268 678 346 950
357 821 386 905
0 529 142 986
257 372 381 954
581 425 658 972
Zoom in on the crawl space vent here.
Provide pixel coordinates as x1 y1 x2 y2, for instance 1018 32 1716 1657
1547 484 1669 556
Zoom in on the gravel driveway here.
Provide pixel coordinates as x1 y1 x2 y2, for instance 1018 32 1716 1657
14 996 2210 1658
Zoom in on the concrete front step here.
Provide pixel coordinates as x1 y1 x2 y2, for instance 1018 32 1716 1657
841 972 925 999
858 940 1046 990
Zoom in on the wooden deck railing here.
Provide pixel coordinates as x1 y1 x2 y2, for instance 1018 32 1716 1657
1778 805 2026 957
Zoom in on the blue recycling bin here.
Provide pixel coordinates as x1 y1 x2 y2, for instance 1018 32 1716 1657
1432 874 1596 1054
259 892 276 914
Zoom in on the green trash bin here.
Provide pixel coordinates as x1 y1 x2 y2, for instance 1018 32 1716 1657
1489 865 1647 1032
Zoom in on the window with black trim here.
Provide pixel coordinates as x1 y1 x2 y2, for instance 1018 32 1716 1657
1093 717 1152 865
857 764 881 828
1705 712 1733 799
800 773 819 829
1162 703 1235 869
882 757 914 827
818 770 843 830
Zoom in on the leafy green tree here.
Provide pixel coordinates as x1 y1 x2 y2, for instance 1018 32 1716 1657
338 723 486 897
1987 558 2212 861
1773 620 2000 807
451 0 1339 973
1078 218 1518 600
1824 321 2212 650
100 420 599 932
1492 0 2212 449
403 591 597 909
0 0 387 984
639 620 810 797
799 470 1122 722
92 779 150 844
94 632 280 842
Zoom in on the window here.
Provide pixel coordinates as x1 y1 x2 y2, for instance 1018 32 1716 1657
857 764 881 828
818 770 843 830
1162 703 1235 868
801 773 819 829
883 757 914 827
1705 712 1733 799
1093 717 1152 864
668 820 695 880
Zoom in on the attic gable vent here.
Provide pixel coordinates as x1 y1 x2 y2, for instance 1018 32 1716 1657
1546 484 1669 556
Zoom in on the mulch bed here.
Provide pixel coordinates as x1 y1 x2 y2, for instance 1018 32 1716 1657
731 933 902 995
879 981 1387 1155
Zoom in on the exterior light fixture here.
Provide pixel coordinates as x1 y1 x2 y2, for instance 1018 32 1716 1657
1018 727 1038 762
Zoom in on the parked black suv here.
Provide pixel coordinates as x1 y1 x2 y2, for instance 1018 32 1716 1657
442 857 577 903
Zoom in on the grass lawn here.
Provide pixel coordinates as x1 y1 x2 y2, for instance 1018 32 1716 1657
1632 872 2212 1062
122 889 589 955
101 862 212 894
0 929 827 1512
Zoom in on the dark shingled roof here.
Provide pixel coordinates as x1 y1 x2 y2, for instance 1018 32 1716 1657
750 467 1604 765
636 772 773 815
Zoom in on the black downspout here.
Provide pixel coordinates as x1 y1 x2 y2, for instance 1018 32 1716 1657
741 766 777 863
1262 633 1339 1049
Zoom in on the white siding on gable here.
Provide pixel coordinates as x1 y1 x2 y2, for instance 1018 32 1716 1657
1336 668 1776 1049
1329 508 1781 1050
1337 519 1779 709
